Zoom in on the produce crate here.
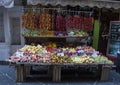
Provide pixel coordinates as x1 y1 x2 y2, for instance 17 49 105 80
15 64 31 82
100 65 111 81
12 63 113 82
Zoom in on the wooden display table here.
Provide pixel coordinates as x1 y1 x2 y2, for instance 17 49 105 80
10 62 113 82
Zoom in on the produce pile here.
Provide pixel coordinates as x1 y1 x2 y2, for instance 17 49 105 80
7 45 113 64
23 29 89 37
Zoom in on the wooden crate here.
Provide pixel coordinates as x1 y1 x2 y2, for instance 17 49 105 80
15 64 31 82
100 66 111 81
14 63 113 82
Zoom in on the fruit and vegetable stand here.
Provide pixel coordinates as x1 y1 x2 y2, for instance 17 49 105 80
6 6 114 82
6 45 114 82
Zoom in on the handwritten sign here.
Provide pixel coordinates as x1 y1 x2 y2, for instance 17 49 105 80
110 21 120 41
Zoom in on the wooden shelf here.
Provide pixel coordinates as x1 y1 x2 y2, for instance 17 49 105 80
22 35 89 39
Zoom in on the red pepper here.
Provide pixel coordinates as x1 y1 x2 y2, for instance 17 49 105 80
56 14 66 31
83 16 93 31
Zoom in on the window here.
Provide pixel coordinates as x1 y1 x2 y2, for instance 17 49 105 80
0 11 5 42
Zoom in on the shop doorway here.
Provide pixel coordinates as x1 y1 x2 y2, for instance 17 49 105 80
98 10 119 55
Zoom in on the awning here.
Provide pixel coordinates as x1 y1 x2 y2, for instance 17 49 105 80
0 0 14 8
27 0 120 9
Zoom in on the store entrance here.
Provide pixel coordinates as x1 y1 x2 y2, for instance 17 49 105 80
98 9 119 55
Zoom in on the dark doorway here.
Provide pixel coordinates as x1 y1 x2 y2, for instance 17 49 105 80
98 9 119 55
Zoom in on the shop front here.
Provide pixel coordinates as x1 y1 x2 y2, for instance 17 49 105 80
0 0 119 61
4 0 120 82
0 0 24 61
1 0 120 82
25 0 120 61
0 0 14 60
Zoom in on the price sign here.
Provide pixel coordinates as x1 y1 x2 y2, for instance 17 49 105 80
107 21 120 56
110 21 120 41
110 21 120 33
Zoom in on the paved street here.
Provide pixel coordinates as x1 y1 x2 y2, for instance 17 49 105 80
0 65 120 85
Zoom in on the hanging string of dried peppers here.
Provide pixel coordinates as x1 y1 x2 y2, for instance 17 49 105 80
83 12 94 31
22 8 94 31
39 12 52 30
56 13 66 31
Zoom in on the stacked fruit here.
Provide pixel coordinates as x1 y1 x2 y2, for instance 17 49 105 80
21 45 43 53
42 42 57 48
35 53 51 63
54 31 67 36
8 45 52 63
71 57 83 63
77 30 89 37
71 55 94 64
51 55 72 64
23 29 39 36
94 56 113 64
67 30 89 37
81 56 94 63
23 29 31 36
8 53 51 63
39 31 54 37
7 45 113 64
76 46 95 55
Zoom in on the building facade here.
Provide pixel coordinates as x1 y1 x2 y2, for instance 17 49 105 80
0 0 120 60
0 1 24 60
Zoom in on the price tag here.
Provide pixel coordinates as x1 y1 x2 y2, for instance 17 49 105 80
16 52 24 57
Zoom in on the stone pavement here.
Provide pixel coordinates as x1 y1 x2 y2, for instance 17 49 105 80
0 65 120 85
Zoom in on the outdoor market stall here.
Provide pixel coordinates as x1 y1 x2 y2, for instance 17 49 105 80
7 45 113 82
6 0 120 82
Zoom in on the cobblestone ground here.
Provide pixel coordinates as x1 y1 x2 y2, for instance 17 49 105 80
0 65 120 85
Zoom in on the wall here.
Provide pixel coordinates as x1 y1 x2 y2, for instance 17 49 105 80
0 6 24 60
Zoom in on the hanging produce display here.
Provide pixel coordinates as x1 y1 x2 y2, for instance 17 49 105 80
73 15 82 29
66 15 73 29
51 11 55 30
22 8 94 37
83 13 94 31
39 13 52 30
66 15 82 29
34 13 39 29
22 13 39 30
56 13 66 31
